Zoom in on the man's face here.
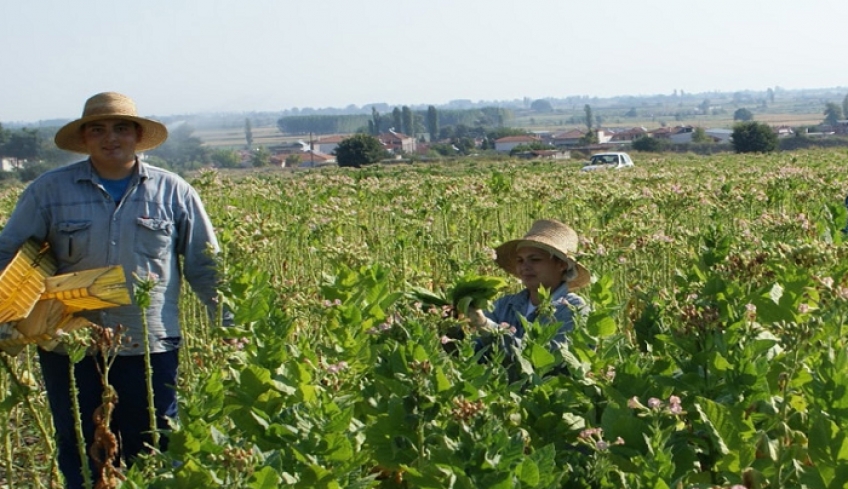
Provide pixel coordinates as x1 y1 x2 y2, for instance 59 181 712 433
81 119 141 169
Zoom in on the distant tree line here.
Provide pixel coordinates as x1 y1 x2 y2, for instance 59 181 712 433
277 114 370 135
277 106 513 138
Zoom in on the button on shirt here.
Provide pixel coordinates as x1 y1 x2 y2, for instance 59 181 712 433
0 159 224 355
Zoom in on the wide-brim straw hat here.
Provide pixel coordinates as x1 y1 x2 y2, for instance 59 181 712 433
495 219 591 290
54 92 168 154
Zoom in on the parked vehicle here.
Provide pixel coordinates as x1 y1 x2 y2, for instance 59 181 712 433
580 152 634 171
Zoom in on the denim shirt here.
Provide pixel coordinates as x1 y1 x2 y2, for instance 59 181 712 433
477 282 587 354
0 159 223 355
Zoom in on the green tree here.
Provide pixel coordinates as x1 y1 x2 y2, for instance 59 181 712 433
631 136 667 152
334 134 386 168
530 99 553 112
251 146 271 167
843 94 848 122
767 88 775 104
731 121 778 153
370 107 382 136
3 128 39 163
426 106 439 142
580 131 599 145
209 148 241 169
285 154 302 167
509 142 554 156
391 107 402 132
583 104 594 132
0 122 8 148
692 127 711 143
823 102 843 126
733 108 754 121
244 118 253 148
147 124 208 170
401 106 413 136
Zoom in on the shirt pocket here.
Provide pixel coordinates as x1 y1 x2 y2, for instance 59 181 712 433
55 221 92 265
134 217 174 259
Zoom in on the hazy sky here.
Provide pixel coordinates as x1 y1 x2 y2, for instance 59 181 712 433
2 0 845 123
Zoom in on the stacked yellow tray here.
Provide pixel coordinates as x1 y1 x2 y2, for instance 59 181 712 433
0 241 132 355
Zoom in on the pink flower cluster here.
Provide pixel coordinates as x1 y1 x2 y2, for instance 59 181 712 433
578 427 624 451
628 394 683 415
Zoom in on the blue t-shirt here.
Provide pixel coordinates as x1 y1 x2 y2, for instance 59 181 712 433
100 175 132 203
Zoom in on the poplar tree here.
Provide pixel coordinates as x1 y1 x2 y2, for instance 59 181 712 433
426 106 439 141
244 118 253 148
401 106 413 136
392 107 402 133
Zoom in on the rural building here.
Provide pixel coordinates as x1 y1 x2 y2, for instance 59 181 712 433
494 135 541 153
609 127 648 143
1 157 21 172
378 130 417 154
312 135 346 155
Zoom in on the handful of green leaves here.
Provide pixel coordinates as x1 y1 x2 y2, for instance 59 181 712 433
410 273 508 317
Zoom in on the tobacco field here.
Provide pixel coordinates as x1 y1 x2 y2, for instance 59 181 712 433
3 148 848 488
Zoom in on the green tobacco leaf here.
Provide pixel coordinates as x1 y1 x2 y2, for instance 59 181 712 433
456 295 474 316
515 458 540 486
586 313 617 338
528 343 555 370
248 466 281 489
694 397 756 471
709 352 732 372
409 287 450 306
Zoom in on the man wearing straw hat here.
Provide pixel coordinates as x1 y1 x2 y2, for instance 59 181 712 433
468 219 590 360
0 92 229 488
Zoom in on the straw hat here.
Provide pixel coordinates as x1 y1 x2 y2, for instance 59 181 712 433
54 92 168 153
495 219 591 290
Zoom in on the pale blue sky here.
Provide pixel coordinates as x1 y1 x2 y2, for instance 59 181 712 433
1 0 844 123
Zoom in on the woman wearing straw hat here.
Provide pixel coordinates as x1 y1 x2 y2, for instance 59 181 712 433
0 92 231 489
468 219 590 359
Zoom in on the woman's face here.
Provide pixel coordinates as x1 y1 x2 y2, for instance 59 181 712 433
515 247 568 292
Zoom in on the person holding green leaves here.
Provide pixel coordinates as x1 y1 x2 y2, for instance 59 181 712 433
467 219 590 360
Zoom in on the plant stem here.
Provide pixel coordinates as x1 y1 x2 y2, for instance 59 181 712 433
65 356 93 489
141 306 160 450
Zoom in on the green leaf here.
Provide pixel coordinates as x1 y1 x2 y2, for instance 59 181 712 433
586 313 617 337
694 397 756 471
515 458 540 486
528 343 555 370
248 466 281 489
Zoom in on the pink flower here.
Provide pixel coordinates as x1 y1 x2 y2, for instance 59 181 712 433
668 395 682 415
648 398 662 409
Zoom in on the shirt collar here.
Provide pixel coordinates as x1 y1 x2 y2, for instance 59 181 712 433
76 157 149 183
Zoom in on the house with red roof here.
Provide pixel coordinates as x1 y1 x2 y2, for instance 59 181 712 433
494 135 540 153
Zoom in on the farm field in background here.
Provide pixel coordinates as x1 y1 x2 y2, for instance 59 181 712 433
194 103 830 150
2 149 848 487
